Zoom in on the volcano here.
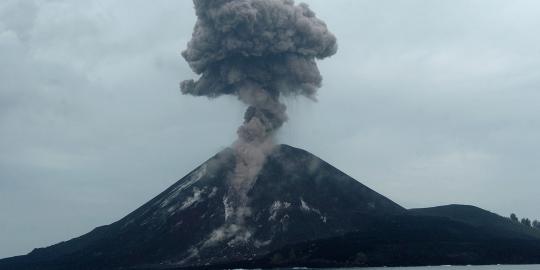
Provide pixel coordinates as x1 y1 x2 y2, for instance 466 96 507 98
1 145 540 270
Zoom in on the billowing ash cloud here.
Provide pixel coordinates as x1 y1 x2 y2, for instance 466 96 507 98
181 0 337 98
181 0 337 232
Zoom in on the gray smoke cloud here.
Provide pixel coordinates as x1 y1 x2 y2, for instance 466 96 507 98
181 0 337 241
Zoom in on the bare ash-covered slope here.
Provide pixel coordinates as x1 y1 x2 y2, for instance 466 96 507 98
0 144 405 270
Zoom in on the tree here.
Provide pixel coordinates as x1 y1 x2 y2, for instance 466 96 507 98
533 220 540 229
521 218 532 227
510 213 519 222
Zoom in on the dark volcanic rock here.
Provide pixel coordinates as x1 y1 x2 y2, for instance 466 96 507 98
225 213 540 269
0 144 404 270
409 204 540 240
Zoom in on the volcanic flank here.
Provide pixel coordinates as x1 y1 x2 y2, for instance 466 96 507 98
2 145 540 269
0 145 404 269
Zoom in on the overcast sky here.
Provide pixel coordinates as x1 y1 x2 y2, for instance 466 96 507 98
1 0 540 259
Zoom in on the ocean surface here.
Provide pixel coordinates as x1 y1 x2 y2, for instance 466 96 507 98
279 266 540 270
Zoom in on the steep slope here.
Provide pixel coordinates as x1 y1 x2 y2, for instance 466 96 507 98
0 144 404 270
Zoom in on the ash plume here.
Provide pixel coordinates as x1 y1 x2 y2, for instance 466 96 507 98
181 0 337 240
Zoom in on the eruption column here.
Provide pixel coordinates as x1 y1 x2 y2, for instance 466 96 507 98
181 0 337 224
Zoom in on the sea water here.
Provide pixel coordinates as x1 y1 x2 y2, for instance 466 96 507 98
316 264 540 270
279 265 540 270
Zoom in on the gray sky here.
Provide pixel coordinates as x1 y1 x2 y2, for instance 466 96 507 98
1 0 540 259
